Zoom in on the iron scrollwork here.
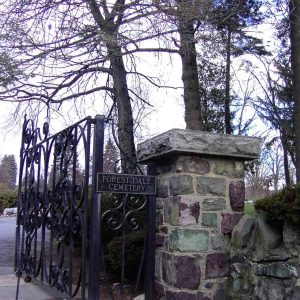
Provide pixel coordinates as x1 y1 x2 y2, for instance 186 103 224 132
16 116 93 298
102 193 146 232
15 115 156 299
98 119 156 299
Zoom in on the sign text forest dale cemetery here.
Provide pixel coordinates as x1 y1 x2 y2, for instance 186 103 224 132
96 173 156 195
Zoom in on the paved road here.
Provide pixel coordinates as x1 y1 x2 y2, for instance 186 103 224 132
0 216 16 240
0 216 16 269
0 216 71 299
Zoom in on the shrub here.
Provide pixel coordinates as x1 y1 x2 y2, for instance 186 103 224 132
104 230 144 283
254 184 300 225
100 193 146 284
0 183 17 214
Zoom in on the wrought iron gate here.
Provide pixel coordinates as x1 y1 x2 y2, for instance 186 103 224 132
15 115 156 299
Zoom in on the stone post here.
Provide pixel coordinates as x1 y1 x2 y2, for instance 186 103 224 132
137 129 260 299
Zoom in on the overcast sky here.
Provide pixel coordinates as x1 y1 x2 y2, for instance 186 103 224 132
0 52 186 163
0 18 274 164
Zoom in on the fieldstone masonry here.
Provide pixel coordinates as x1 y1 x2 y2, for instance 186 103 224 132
137 129 260 299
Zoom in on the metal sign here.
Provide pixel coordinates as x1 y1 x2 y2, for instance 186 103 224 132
97 173 156 195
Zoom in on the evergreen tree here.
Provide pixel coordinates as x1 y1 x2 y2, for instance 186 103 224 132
210 0 267 133
0 154 17 190
103 138 119 173
253 4 295 186
197 58 226 133
289 0 300 183
0 52 22 87
48 160 59 189
253 52 294 186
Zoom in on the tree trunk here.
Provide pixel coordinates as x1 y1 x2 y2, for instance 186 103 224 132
273 176 279 193
108 41 137 171
86 0 136 171
290 0 300 183
177 4 204 130
281 134 291 186
225 28 233 134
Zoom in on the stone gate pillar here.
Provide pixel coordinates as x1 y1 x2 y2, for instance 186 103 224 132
137 129 260 299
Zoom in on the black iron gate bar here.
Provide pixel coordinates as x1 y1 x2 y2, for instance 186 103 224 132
15 115 156 299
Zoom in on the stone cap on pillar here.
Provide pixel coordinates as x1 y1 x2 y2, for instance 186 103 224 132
137 129 261 163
